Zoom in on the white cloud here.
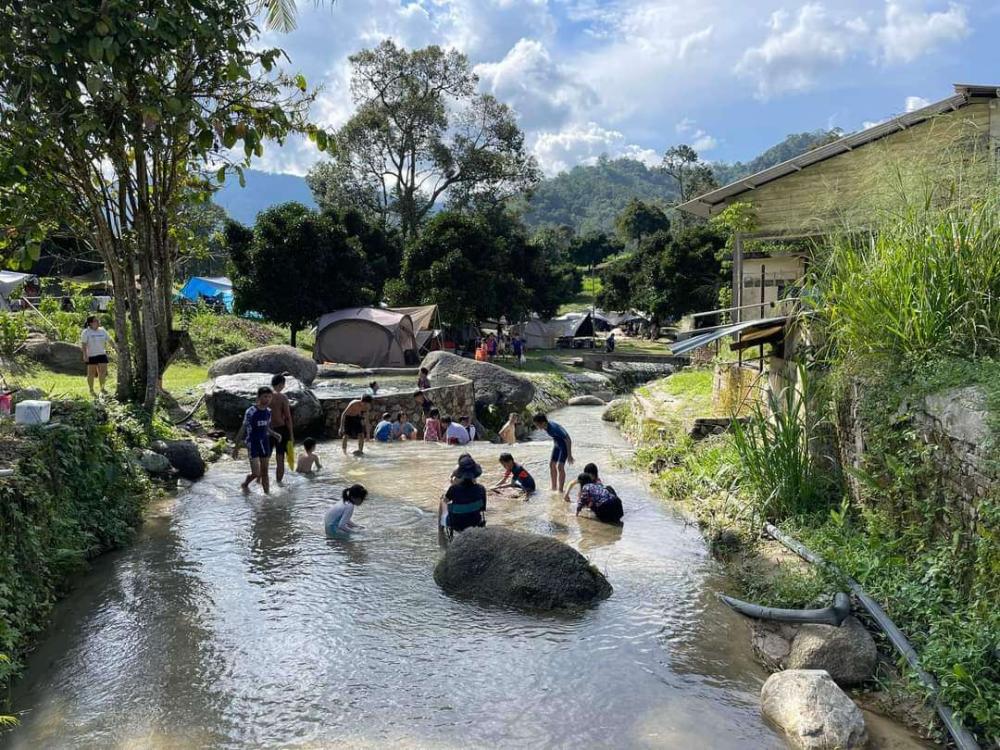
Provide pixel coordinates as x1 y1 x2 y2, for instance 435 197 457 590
905 94 931 111
475 39 598 129
675 118 718 152
679 25 715 59
736 4 869 99
878 1 969 63
532 122 658 175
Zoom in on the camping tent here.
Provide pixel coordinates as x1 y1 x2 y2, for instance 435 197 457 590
520 313 596 349
386 304 442 353
314 307 419 367
0 271 38 311
178 276 234 311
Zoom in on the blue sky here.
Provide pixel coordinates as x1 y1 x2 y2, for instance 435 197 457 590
256 0 998 177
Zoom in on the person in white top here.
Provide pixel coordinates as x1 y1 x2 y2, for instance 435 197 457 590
325 484 368 536
460 415 476 442
442 416 470 445
80 315 112 397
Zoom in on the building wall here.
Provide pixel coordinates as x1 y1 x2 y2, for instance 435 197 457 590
737 100 993 233
740 255 806 320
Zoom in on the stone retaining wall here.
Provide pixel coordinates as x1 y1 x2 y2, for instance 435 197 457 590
837 382 995 533
317 375 475 438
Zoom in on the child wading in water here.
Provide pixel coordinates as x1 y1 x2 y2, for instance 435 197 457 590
423 408 442 442
325 484 368 536
563 462 601 502
296 437 322 473
233 386 283 494
532 413 574 492
491 452 536 497
498 413 519 445
340 394 374 455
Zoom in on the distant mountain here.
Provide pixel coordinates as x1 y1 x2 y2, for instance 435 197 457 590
522 129 845 235
212 170 315 225
711 129 844 186
522 156 679 235
213 130 847 233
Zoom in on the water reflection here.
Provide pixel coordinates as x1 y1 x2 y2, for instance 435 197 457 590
5 406 789 750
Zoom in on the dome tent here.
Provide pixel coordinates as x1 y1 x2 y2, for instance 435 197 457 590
314 307 419 367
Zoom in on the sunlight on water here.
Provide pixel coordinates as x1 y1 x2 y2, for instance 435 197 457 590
4 407 786 750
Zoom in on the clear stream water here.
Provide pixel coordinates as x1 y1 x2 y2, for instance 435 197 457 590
2 407 925 749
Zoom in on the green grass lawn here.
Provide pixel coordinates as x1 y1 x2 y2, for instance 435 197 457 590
10 362 209 399
636 368 716 422
557 275 603 315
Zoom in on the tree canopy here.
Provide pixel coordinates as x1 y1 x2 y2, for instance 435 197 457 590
389 210 578 325
599 224 726 327
0 0 317 405
614 198 670 247
307 41 540 240
226 203 372 346
661 145 718 204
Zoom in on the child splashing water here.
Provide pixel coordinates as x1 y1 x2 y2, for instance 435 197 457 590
325 484 368 536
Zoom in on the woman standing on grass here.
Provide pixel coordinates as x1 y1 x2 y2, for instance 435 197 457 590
80 315 111 397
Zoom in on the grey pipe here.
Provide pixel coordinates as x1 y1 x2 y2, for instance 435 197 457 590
719 591 851 626
763 522 981 750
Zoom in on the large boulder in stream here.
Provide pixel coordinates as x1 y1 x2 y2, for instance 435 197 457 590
205 373 322 432
421 351 535 416
761 670 868 750
208 345 318 385
434 527 612 609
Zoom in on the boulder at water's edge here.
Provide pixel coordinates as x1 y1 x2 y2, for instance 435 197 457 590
208 345 318 385
421 351 535 415
205 373 322 432
151 439 206 480
761 669 868 750
787 616 877 687
434 527 612 609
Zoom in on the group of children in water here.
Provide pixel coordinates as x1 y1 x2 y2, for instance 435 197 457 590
233 373 624 536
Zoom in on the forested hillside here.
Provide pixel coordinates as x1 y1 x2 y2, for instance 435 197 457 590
523 129 845 234
521 156 678 234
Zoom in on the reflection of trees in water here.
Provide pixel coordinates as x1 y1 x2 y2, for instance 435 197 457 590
11 513 229 747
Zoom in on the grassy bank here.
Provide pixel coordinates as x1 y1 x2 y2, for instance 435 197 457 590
618 367 997 742
0 400 158 715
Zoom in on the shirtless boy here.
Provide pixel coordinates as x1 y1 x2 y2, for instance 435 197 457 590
340 394 374 455
269 373 294 483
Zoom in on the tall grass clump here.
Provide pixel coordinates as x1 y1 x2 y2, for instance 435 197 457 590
819 194 1000 363
730 365 833 525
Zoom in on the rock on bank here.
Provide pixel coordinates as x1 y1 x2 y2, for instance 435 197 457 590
205 373 322 432
434 527 612 609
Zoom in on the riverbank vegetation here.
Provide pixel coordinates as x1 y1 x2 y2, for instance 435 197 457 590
0 400 158 713
623 194 1000 744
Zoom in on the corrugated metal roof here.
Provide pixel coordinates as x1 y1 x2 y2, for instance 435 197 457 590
678 84 999 219
668 316 788 356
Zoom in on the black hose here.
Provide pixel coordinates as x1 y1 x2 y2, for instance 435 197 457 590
719 591 851 626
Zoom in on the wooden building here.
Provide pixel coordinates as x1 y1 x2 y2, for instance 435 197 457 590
678 83 1000 322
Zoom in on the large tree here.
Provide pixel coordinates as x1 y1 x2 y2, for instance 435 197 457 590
661 145 718 204
307 41 540 240
598 225 726 333
0 0 316 407
226 203 372 346
614 198 670 248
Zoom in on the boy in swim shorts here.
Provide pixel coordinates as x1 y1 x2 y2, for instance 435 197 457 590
233 386 282 494
532 413 574 493
340 394 374 455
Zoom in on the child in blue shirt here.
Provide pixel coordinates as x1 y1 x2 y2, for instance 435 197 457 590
233 386 282 494
373 412 395 442
532 413 574 492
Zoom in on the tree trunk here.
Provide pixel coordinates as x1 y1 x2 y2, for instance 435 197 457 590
290 324 298 348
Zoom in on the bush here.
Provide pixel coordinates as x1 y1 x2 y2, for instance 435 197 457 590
819 196 1000 364
177 304 314 362
0 400 153 706
730 365 835 525
0 312 28 358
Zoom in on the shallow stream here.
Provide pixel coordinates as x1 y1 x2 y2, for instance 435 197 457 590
1 406 919 749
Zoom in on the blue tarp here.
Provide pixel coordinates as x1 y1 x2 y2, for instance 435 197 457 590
178 276 234 311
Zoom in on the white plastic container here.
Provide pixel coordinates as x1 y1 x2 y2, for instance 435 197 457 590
15 400 51 425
